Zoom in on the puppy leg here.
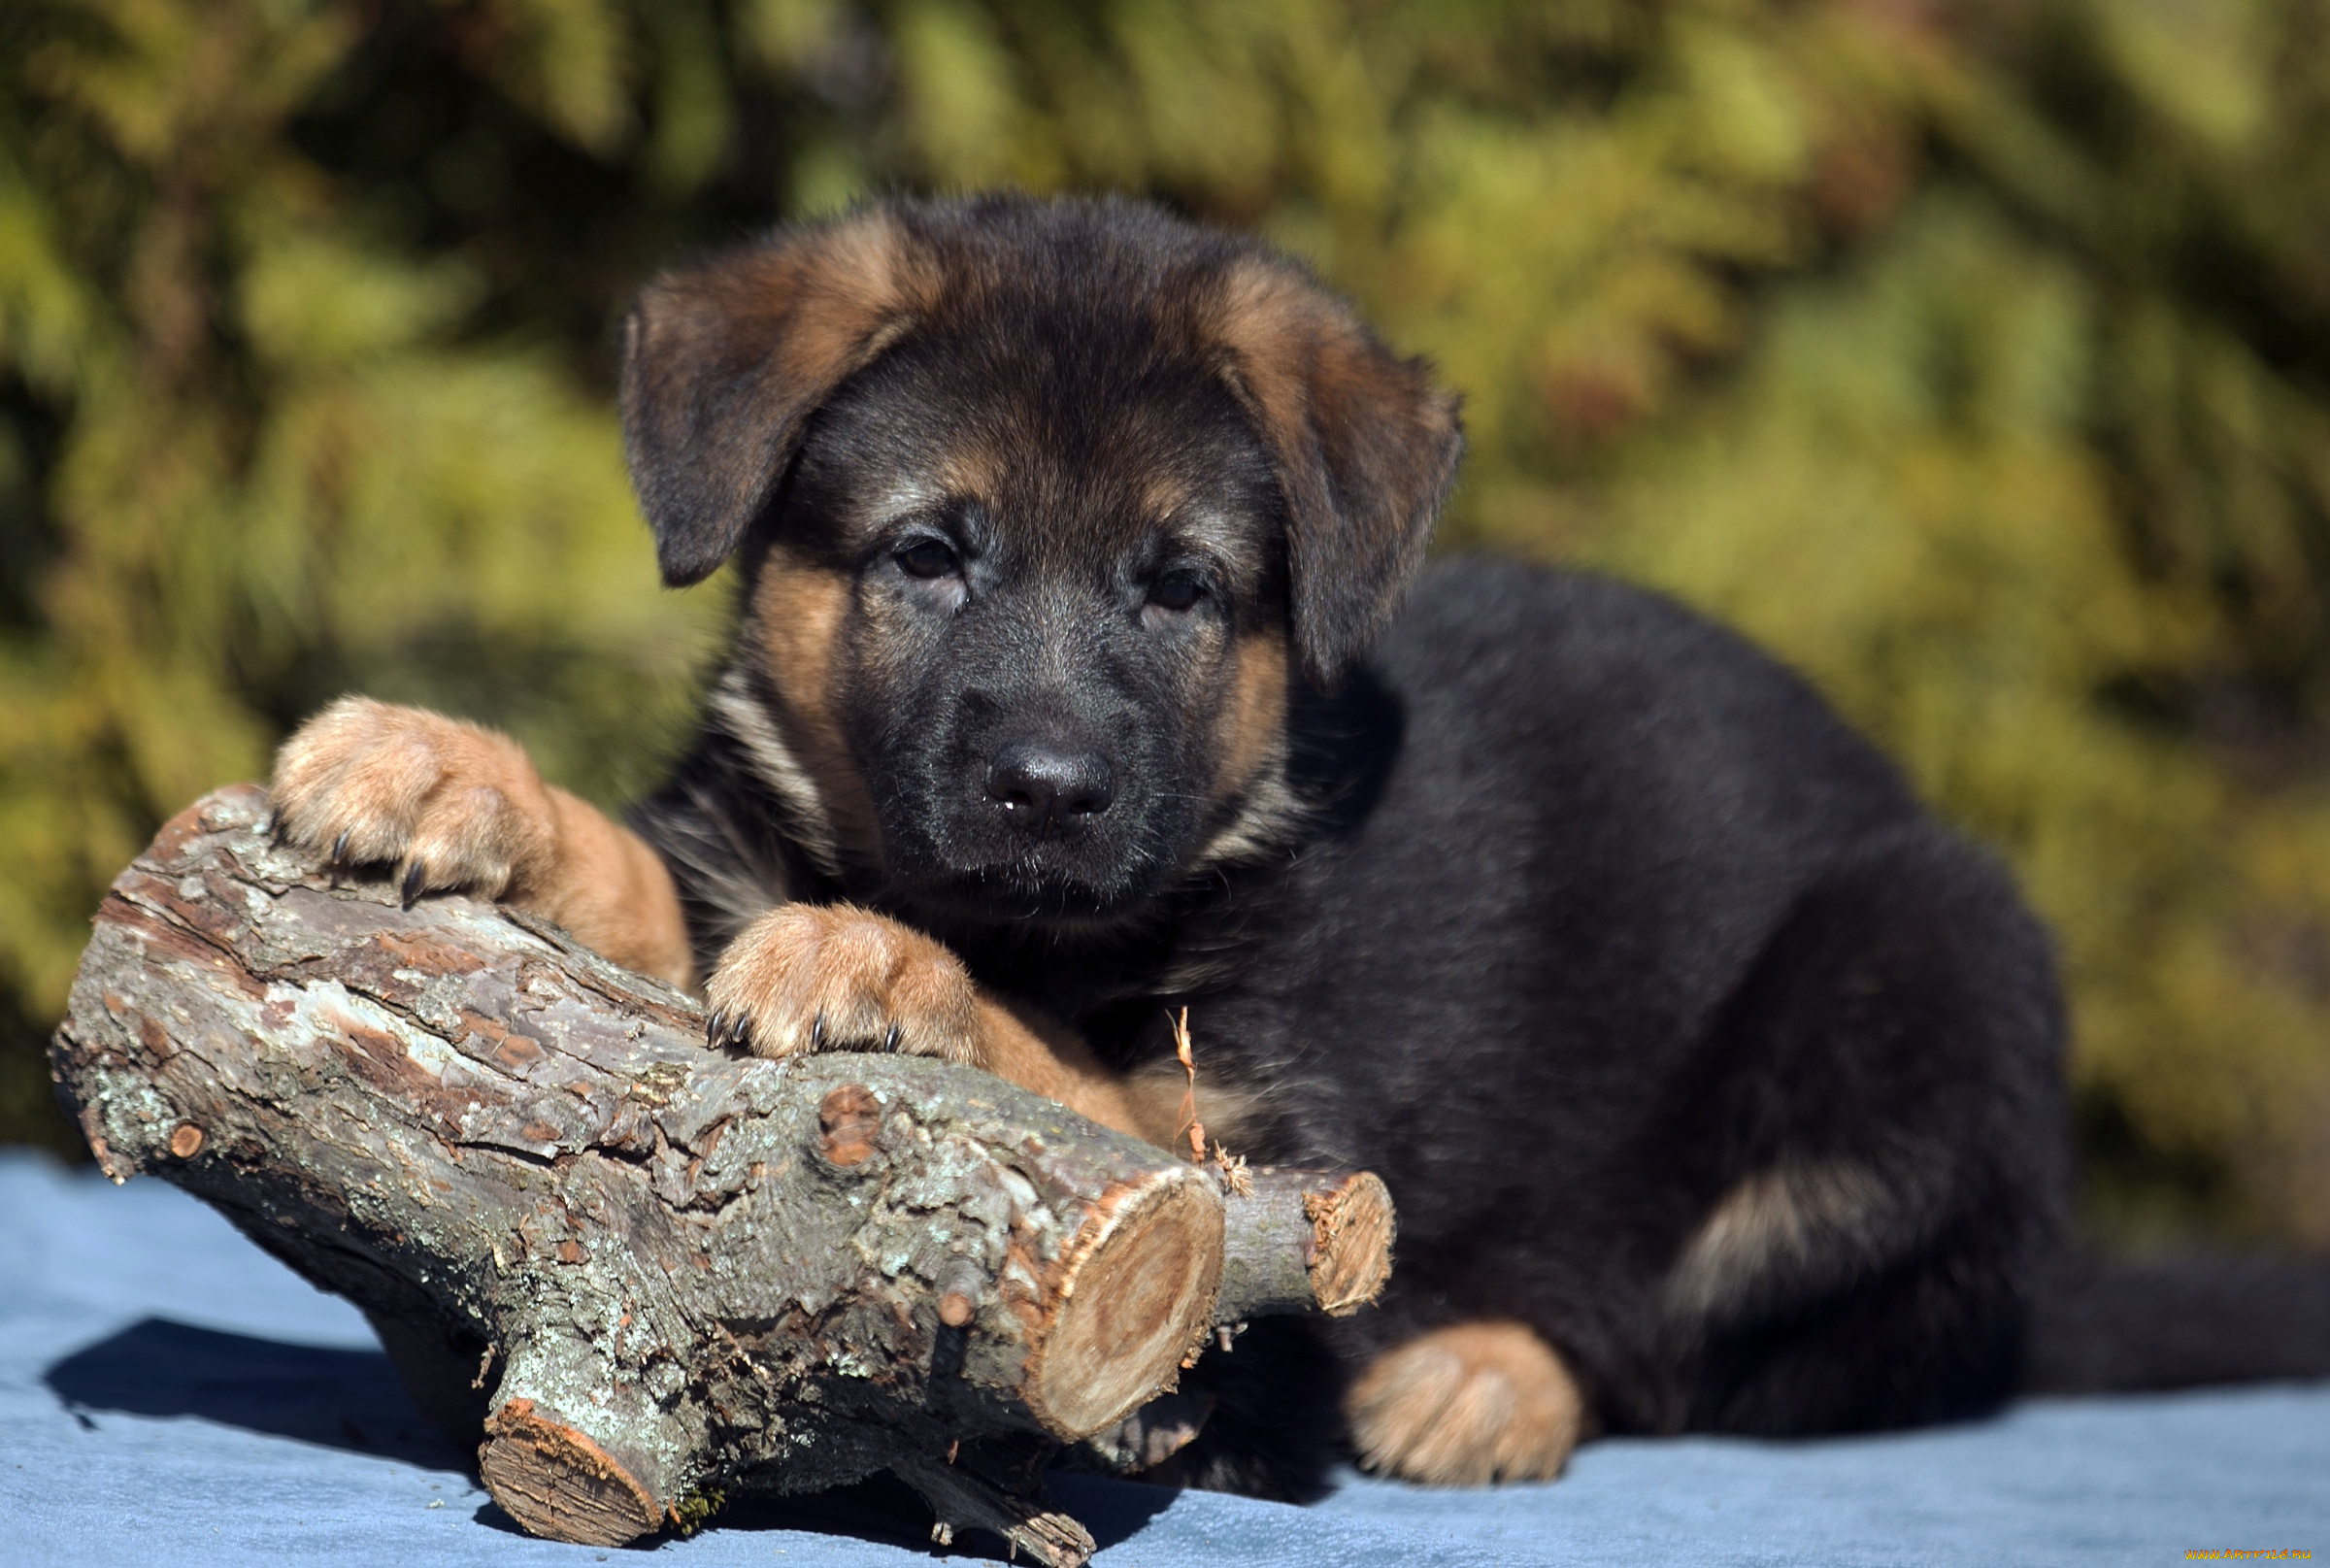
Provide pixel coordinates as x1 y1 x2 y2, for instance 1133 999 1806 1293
1648 825 2062 1434
1346 1321 1587 1485
270 696 690 987
704 904 1153 1139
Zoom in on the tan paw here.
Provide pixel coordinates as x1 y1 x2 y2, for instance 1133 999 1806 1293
269 696 557 906
1346 1321 1586 1485
703 904 983 1065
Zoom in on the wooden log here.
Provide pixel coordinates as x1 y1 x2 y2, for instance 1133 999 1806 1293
47 785 1392 1560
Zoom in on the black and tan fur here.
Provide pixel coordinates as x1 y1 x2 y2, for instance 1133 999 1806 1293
270 194 2325 1502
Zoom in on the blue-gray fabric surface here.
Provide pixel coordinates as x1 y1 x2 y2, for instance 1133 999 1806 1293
1 1150 2319 1566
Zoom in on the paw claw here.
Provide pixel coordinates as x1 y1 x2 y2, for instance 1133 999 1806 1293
702 905 983 1069
705 1007 729 1049
267 699 555 908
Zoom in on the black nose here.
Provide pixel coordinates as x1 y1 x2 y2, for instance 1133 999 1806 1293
986 738 1115 829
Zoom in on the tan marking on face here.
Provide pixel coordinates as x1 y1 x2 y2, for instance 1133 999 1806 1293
933 441 1004 503
749 551 883 860
1211 630 1289 808
1141 468 1192 525
1347 1321 1588 1485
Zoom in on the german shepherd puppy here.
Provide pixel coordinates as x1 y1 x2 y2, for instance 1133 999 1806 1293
270 194 2073 1498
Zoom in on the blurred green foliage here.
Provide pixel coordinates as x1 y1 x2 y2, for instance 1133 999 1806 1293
5 0 2329 1245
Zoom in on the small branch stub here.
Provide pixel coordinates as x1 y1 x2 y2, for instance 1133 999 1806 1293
167 1123 203 1160
816 1084 882 1167
1214 1169 1395 1322
480 1399 661 1549
893 1450 1097 1566
937 1258 984 1328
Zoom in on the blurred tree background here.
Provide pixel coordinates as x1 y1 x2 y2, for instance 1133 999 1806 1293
6 0 2330 1247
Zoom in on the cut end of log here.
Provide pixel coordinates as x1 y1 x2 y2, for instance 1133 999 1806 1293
1304 1171 1395 1317
480 1398 664 1548
1024 1169 1224 1440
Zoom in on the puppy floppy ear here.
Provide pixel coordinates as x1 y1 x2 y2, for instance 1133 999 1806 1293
1206 257 1462 686
620 210 938 585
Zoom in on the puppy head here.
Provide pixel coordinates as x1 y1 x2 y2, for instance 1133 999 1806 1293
621 196 1459 923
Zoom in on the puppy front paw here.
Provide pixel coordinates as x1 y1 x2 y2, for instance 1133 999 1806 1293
1346 1321 1585 1485
270 696 557 907
703 904 982 1065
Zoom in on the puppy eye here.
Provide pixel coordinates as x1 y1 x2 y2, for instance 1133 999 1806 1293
895 539 959 581
1148 574 1204 613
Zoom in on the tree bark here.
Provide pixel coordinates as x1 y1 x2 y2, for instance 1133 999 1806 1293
48 785 1392 1562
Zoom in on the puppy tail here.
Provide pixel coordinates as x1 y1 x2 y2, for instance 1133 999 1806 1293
2022 1251 2330 1394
